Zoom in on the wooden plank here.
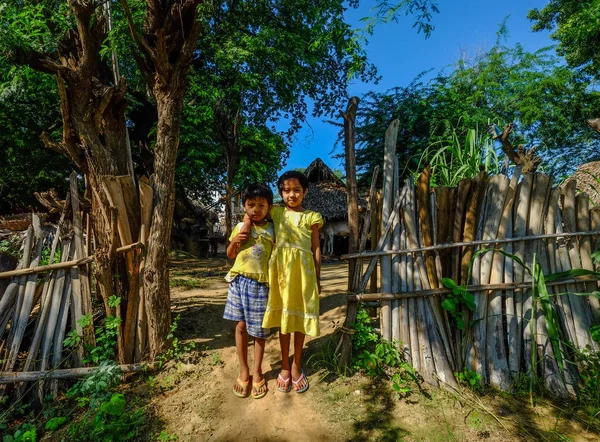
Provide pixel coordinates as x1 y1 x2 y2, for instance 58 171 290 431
512 174 533 375
69 243 84 367
1 363 155 383
50 271 72 396
522 173 552 375
472 174 509 382
71 172 94 349
546 189 578 348
576 194 600 322
2 214 43 376
405 181 457 387
342 230 600 260
461 172 487 285
0 227 33 319
370 190 380 293
135 176 154 361
346 275 600 301
417 166 438 288
116 175 141 242
391 158 401 343
380 119 400 342
486 171 518 390
452 179 471 285
359 185 409 292
561 180 594 349
39 240 72 373
399 202 410 358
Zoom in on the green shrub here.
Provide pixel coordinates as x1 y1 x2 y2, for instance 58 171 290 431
351 306 423 397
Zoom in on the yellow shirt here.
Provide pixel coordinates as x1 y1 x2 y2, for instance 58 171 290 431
225 222 275 284
263 206 324 336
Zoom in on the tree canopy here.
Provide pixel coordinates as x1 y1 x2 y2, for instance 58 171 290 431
349 24 600 187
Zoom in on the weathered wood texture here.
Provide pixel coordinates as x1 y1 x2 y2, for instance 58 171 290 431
347 169 600 395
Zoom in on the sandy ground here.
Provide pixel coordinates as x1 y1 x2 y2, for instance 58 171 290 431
135 255 600 442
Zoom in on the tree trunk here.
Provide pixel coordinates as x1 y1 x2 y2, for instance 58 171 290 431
144 87 184 359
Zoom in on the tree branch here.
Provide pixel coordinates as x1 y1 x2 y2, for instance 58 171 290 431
118 0 155 63
10 48 69 75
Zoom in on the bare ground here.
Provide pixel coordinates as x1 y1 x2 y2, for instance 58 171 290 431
129 253 600 442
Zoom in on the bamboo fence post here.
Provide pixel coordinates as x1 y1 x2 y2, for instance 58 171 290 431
512 174 533 373
342 97 360 292
370 191 380 293
562 180 594 349
68 239 84 366
522 173 552 376
358 186 409 292
380 119 399 341
486 172 517 390
576 194 600 322
406 179 457 387
39 240 72 372
71 172 94 348
0 227 33 322
391 158 401 343
452 179 471 285
399 199 410 358
546 189 578 348
2 214 43 389
50 268 72 396
504 169 521 378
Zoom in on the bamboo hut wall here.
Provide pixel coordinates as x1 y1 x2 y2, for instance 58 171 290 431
354 171 600 394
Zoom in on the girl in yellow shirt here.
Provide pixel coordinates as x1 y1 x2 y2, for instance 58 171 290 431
262 171 323 393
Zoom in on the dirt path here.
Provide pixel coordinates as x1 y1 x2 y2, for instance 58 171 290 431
147 256 349 441
138 254 600 442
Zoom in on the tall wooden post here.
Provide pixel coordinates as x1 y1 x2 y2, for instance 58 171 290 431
338 97 360 372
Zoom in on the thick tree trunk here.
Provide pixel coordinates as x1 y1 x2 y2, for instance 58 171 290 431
144 88 184 359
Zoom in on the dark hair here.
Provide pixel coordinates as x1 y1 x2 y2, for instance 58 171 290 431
277 170 309 194
241 183 273 205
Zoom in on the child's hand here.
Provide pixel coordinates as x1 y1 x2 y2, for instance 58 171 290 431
233 231 249 245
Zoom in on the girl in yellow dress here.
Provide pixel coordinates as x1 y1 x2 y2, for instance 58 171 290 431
262 170 323 393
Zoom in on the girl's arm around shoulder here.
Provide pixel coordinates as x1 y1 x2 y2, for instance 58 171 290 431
311 223 321 294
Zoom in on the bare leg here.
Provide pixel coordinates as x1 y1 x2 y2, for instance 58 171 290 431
291 332 307 391
234 321 250 395
277 332 292 389
252 337 267 396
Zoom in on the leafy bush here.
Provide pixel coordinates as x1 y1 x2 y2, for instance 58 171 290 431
1 423 36 442
455 369 483 394
351 306 423 397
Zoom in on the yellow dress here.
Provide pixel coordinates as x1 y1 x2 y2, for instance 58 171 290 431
262 206 324 336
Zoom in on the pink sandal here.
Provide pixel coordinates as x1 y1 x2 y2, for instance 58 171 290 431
277 373 292 393
292 369 309 394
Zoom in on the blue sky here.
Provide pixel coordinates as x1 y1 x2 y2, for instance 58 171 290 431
277 0 554 174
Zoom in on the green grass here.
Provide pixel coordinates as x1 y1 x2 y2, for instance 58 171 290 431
169 278 211 290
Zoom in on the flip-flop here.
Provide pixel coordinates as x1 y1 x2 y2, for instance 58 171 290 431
251 378 267 399
292 369 309 394
232 377 250 398
276 373 292 393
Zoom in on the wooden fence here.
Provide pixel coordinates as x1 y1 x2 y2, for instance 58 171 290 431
343 123 600 396
0 171 151 401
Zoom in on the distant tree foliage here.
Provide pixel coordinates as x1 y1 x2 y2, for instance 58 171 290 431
0 64 71 213
350 25 600 188
529 1 600 78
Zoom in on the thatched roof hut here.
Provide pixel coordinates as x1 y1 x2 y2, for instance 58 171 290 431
561 161 600 206
303 158 366 222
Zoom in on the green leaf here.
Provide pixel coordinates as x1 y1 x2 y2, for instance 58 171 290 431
45 416 67 431
100 393 126 416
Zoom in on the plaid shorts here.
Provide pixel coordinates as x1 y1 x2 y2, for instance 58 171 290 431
223 275 270 339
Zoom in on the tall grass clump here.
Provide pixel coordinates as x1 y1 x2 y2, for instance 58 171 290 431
416 123 500 187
